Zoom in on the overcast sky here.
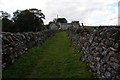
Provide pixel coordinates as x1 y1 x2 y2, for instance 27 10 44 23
0 0 119 25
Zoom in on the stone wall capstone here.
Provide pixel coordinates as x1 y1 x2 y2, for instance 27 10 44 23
67 27 120 79
2 30 57 69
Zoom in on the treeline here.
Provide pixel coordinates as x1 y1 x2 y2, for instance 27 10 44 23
1 8 48 32
1 8 80 32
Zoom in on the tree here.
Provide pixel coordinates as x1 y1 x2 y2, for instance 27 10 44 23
71 21 79 23
29 8 45 19
48 21 53 25
57 18 67 23
45 25 49 29
13 8 45 32
53 18 67 23
12 10 21 21
2 18 14 32
0 11 10 19
0 11 15 32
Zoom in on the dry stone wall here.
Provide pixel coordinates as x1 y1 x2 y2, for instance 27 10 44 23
2 30 57 69
67 27 120 79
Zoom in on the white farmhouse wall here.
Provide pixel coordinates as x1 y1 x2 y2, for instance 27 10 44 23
50 23 58 30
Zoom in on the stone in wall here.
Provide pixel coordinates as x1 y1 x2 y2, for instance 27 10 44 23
67 27 120 79
2 30 57 69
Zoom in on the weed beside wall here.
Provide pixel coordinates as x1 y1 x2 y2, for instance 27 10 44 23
67 27 120 79
2 30 57 69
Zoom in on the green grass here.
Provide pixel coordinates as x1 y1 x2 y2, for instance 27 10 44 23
3 31 93 78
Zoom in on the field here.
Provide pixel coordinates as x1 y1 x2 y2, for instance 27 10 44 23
3 31 92 78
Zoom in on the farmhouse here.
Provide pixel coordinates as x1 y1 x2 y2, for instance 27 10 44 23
50 23 80 30
49 23 60 30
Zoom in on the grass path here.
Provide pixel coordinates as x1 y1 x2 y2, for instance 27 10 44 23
3 31 92 78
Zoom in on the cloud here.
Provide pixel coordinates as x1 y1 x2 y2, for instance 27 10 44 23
0 0 118 25
101 7 118 25
0 0 47 17
44 0 118 25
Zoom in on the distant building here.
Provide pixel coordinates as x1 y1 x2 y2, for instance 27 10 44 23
49 23 60 30
50 23 80 30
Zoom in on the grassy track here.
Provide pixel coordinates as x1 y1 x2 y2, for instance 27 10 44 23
3 31 92 78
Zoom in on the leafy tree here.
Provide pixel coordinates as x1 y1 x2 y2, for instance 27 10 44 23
2 18 14 32
53 18 67 23
45 25 49 29
57 18 67 23
29 8 45 19
48 21 53 25
0 11 15 32
71 21 79 23
0 11 10 19
12 10 21 21
13 8 45 32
